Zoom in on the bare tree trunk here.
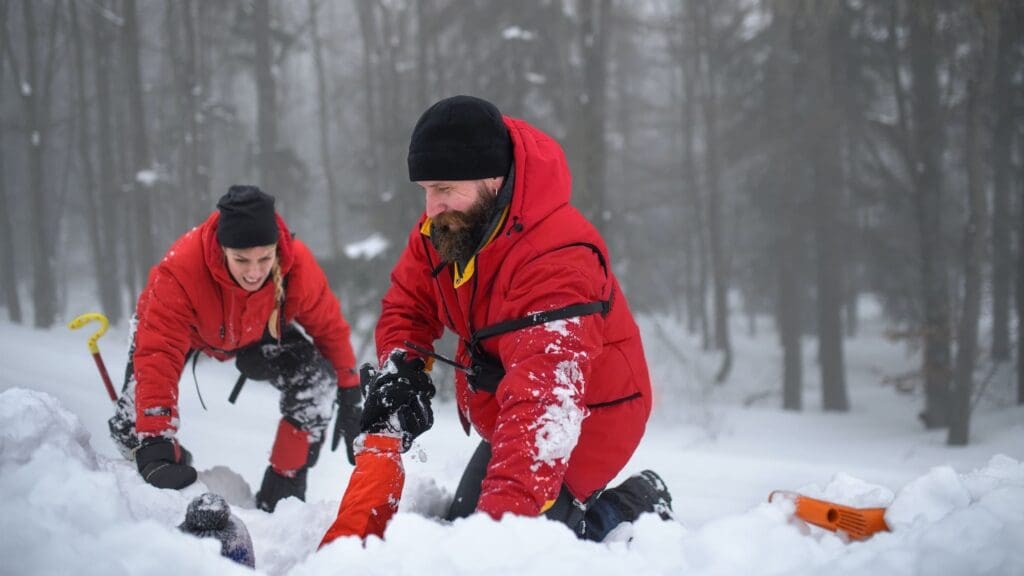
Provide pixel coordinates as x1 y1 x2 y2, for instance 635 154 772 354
70 0 120 325
163 0 187 231
1011 6 1024 407
355 0 380 193
0 1 22 323
678 2 708 343
195 0 214 206
989 1 1015 363
909 1 952 429
780 253 802 411
355 0 413 245
813 161 849 412
112 30 139 300
123 0 156 277
307 0 341 257
699 0 731 381
811 4 848 412
253 0 281 198
838 1 861 342
1019 158 1024 405
682 65 699 334
15 0 58 327
92 0 123 323
180 0 206 224
949 8 995 446
691 11 711 352
0 137 20 323
415 0 429 110
578 0 610 234
767 0 802 410
0 138 19 322
379 6 402 203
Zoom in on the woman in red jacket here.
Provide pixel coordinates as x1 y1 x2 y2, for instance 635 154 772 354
108 186 362 512
373 96 673 541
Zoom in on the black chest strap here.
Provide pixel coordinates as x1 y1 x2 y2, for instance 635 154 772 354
471 241 614 347
470 296 613 347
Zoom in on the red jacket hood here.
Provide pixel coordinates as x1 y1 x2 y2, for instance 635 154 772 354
201 211 296 291
503 116 573 236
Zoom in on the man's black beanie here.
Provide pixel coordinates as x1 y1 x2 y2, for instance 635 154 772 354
216 185 279 248
407 95 513 182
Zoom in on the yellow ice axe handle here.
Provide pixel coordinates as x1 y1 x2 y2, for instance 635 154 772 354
68 313 110 354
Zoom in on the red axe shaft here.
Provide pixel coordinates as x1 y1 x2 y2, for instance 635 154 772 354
91 352 117 402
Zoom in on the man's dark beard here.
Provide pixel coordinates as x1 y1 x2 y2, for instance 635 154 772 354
431 186 498 265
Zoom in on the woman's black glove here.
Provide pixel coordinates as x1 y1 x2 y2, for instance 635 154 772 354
361 350 436 451
330 384 363 465
135 437 197 489
234 327 316 382
234 344 278 381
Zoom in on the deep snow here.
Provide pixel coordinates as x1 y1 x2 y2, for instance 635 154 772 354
1 303 1023 575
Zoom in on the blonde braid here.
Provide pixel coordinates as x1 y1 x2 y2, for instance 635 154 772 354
268 251 284 340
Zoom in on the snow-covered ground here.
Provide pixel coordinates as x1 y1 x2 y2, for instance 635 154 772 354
2 301 1023 575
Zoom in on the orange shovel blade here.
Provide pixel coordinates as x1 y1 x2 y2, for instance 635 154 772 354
770 491 889 541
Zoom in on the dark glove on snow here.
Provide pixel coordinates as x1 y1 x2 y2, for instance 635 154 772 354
361 350 436 451
135 437 197 490
255 466 308 513
330 384 363 465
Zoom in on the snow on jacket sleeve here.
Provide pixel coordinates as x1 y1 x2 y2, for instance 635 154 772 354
287 240 360 388
476 247 607 518
375 226 446 365
133 268 195 439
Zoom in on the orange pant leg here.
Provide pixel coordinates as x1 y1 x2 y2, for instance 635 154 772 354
319 434 405 548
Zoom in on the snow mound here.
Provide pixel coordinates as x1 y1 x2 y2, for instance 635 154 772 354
2 388 1023 576
0 387 94 467
0 388 252 576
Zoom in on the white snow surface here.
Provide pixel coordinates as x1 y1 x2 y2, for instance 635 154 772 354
136 170 159 186
501 26 536 41
2 304 1023 575
343 233 389 260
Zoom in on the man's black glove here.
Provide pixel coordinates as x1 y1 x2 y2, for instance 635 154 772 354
135 437 197 490
361 350 436 451
330 384 363 465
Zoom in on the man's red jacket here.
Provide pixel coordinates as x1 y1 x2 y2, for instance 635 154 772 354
377 116 653 518
133 211 358 439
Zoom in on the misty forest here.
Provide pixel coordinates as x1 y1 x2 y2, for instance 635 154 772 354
1 0 1022 448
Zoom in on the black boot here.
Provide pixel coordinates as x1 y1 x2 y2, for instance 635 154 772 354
583 469 674 541
604 469 674 521
255 466 308 512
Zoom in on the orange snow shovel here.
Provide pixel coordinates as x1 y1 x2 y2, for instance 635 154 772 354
68 312 118 402
769 491 889 541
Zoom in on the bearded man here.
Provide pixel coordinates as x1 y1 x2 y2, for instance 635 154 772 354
370 95 673 541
